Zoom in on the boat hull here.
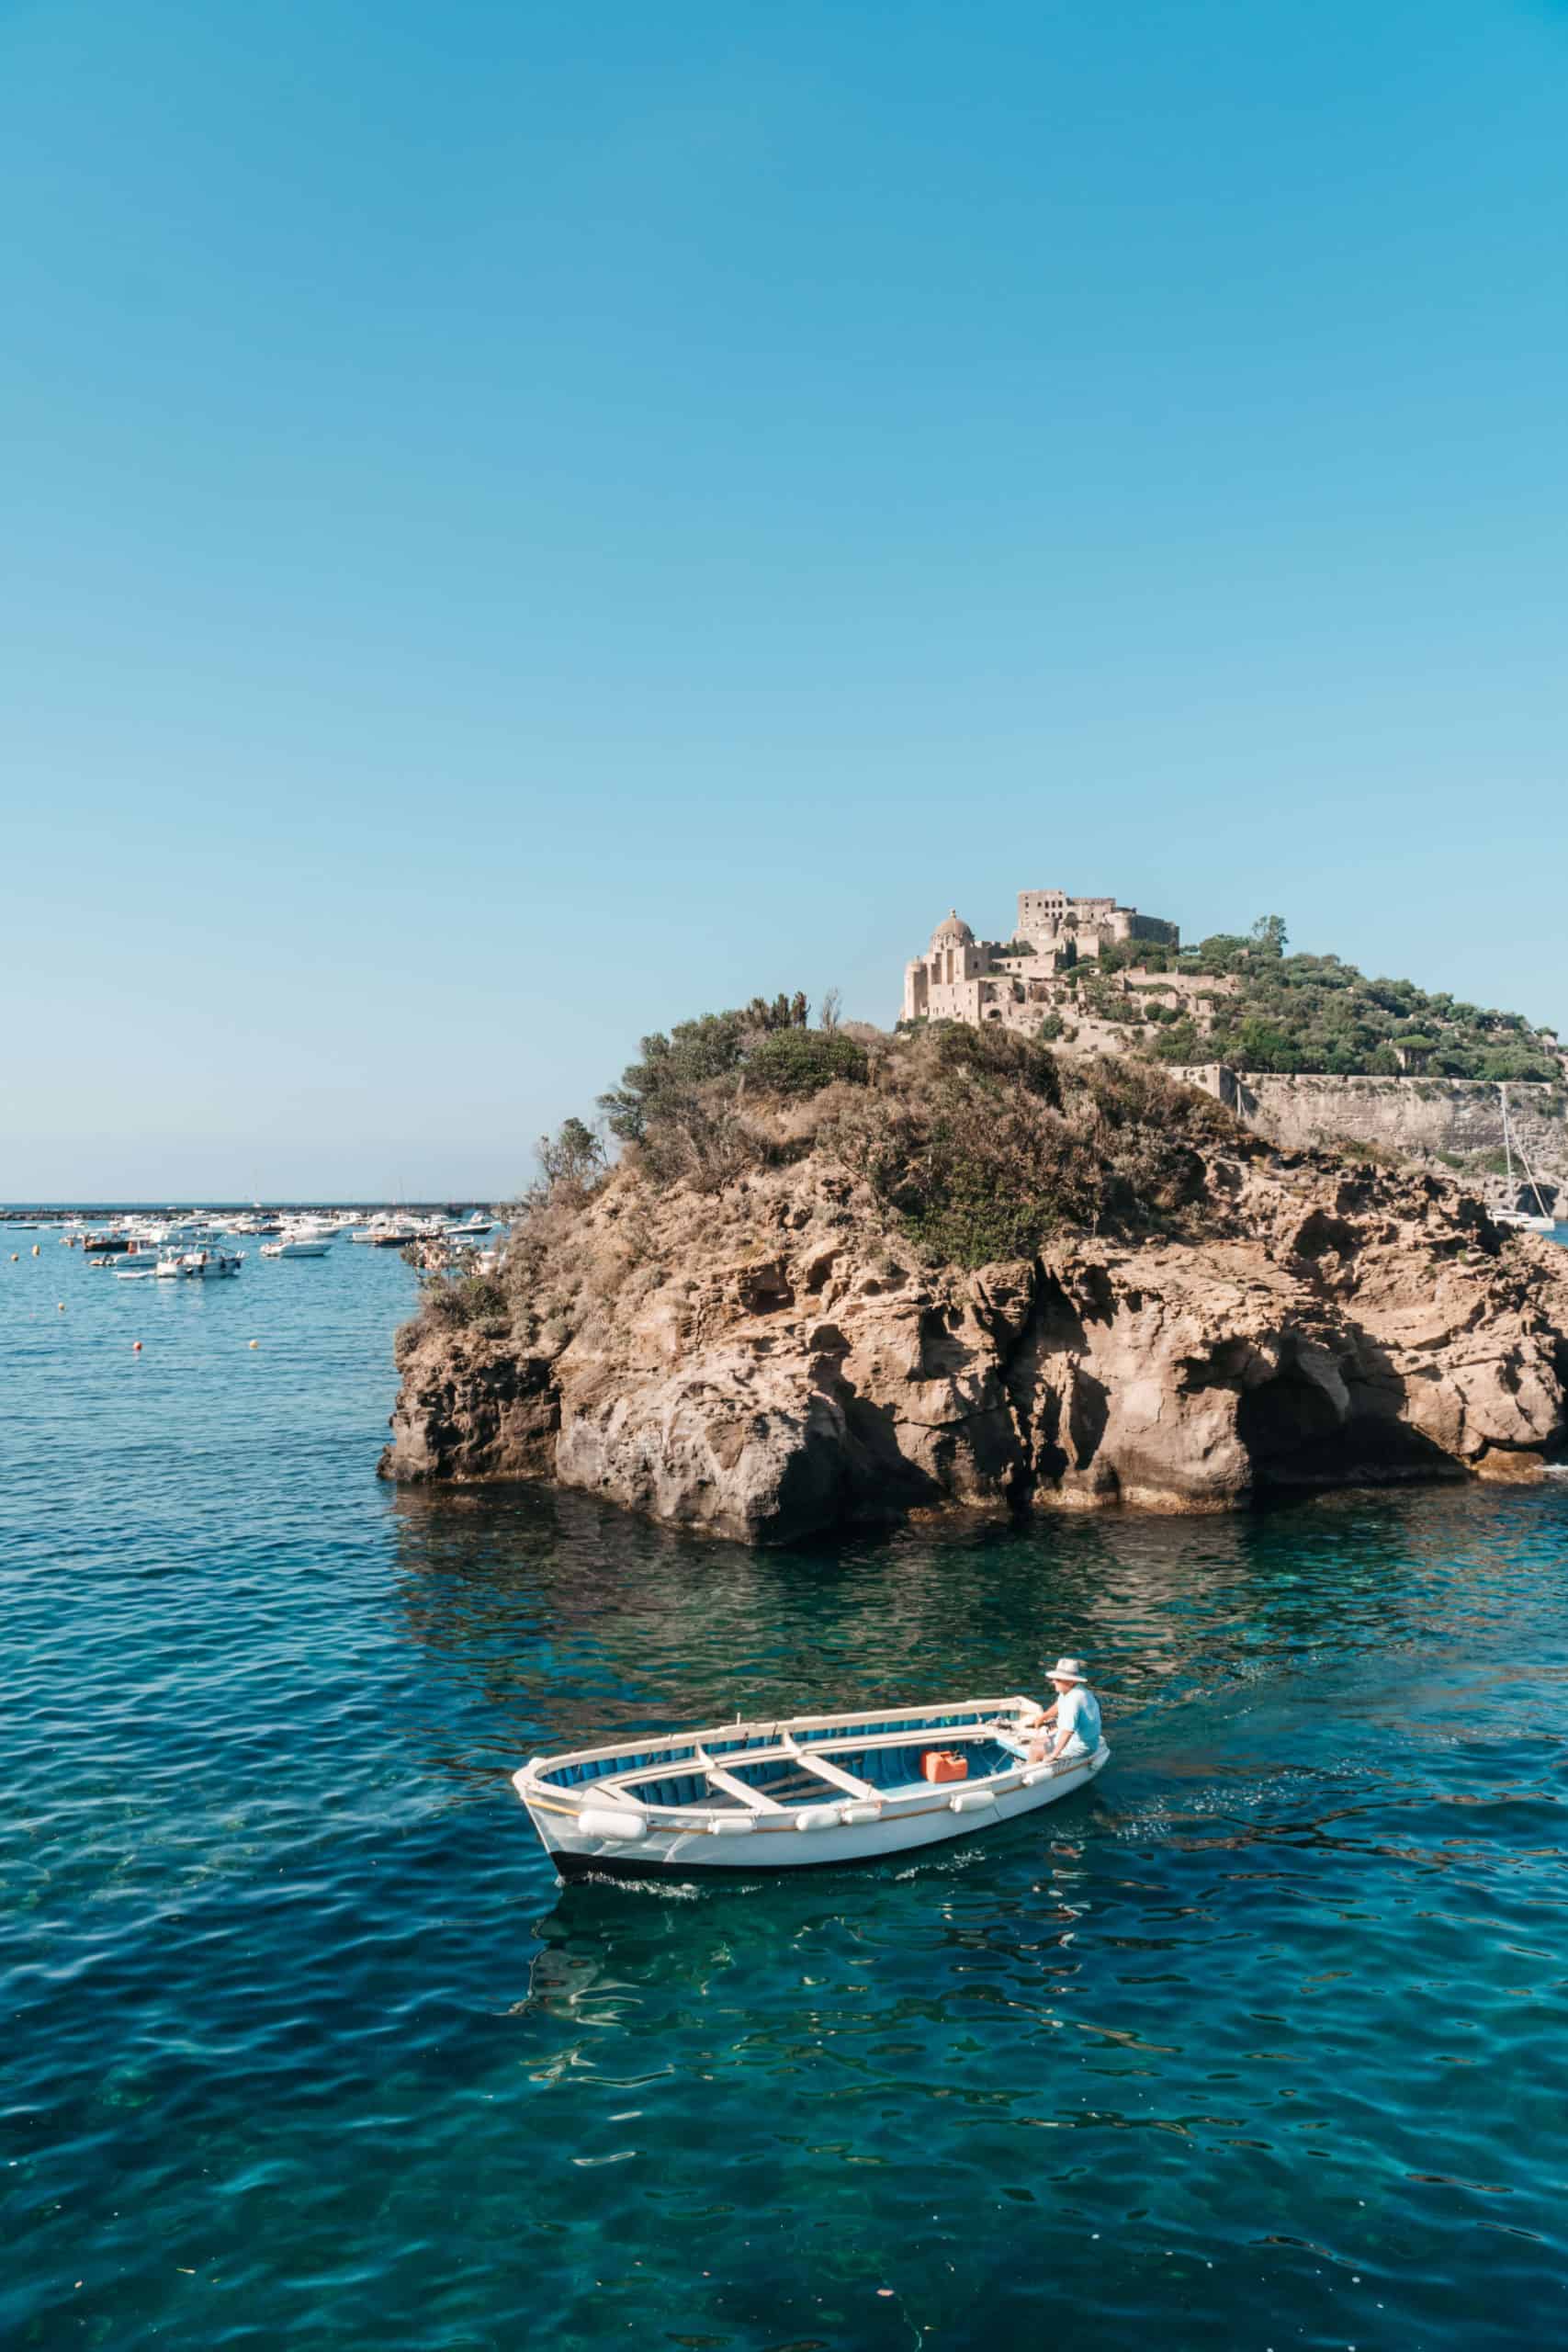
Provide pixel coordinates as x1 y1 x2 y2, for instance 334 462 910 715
524 1743 1109 1879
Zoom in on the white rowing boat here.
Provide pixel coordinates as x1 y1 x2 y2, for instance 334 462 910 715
512 1694 1109 1879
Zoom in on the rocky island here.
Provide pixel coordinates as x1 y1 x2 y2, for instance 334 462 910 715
382 1008 1568 1542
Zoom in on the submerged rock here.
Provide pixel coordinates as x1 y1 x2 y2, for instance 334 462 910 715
381 1120 1568 1543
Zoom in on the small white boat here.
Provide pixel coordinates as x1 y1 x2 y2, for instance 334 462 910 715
153 1245 244 1279
513 1695 1109 1880
261 1228 330 1259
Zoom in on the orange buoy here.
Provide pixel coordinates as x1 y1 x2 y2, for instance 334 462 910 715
58 1302 65 1311
132 1340 142 1352
9 1253 17 1262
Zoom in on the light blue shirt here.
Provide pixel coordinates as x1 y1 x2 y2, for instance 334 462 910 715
1056 1685 1101 1757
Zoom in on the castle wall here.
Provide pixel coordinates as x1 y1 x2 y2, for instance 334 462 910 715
1122 911 1181 948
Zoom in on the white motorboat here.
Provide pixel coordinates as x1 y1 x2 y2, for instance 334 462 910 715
513 1695 1109 1880
261 1227 330 1259
153 1245 244 1279
350 1213 420 1244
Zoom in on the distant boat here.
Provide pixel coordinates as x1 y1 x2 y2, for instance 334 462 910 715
350 1214 411 1244
1494 1085 1556 1234
153 1246 244 1280
261 1227 330 1259
355 1214 441 1247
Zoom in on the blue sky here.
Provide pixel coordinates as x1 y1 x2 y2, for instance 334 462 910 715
4 0 1566 1196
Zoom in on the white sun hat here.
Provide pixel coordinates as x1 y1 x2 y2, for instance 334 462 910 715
1048 1657 1087 1683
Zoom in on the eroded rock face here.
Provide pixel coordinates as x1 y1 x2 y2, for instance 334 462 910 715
379 1151 1568 1543
385 1332 558 1484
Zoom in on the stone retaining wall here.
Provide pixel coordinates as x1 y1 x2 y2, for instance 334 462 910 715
1170 1067 1568 1199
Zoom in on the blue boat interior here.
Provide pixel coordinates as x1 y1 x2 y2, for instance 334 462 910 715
538 1717 1020 1809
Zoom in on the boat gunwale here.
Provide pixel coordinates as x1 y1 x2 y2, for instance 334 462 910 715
525 1694 1031 1782
514 1698 1105 1838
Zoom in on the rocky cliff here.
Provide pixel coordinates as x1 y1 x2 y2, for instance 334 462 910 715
382 1042 1568 1541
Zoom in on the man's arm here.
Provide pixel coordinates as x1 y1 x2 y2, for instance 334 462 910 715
1023 1698 1063 1761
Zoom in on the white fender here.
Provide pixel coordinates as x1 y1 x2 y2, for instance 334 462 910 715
838 1800 883 1826
949 1788 996 1814
579 1806 649 1842
705 1815 754 1836
795 1804 841 1833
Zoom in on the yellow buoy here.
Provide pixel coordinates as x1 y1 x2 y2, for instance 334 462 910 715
58 1302 65 1311
249 1339 259 1350
9 1253 16 1262
33 1244 41 1257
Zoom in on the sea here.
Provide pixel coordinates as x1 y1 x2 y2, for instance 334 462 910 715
4 1219 1567 2350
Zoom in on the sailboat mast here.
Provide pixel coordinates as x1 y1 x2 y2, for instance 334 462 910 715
1514 1106 1551 1222
1501 1084 1516 1194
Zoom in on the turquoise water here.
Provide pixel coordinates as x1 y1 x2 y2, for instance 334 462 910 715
5 1234 1567 2349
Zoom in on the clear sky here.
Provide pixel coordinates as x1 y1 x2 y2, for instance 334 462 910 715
4 0 1566 1197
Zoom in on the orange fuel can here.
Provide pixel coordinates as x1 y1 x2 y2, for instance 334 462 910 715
920 1749 968 1784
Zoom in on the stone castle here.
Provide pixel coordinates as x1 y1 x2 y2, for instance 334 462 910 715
899 886 1567 1210
902 888 1182 1037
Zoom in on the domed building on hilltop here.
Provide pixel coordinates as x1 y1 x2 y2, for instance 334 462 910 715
902 886 1179 1037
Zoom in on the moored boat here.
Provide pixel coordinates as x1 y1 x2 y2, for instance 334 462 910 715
513 1695 1109 1880
261 1227 331 1258
1494 1084 1557 1233
153 1245 244 1279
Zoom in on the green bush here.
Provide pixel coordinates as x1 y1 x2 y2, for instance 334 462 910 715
1173 932 1557 1080
400 1270 512 1351
820 1027 1224 1268
598 1012 753 1142
746 1027 869 1096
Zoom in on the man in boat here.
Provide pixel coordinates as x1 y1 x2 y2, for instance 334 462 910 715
1021 1657 1101 1766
